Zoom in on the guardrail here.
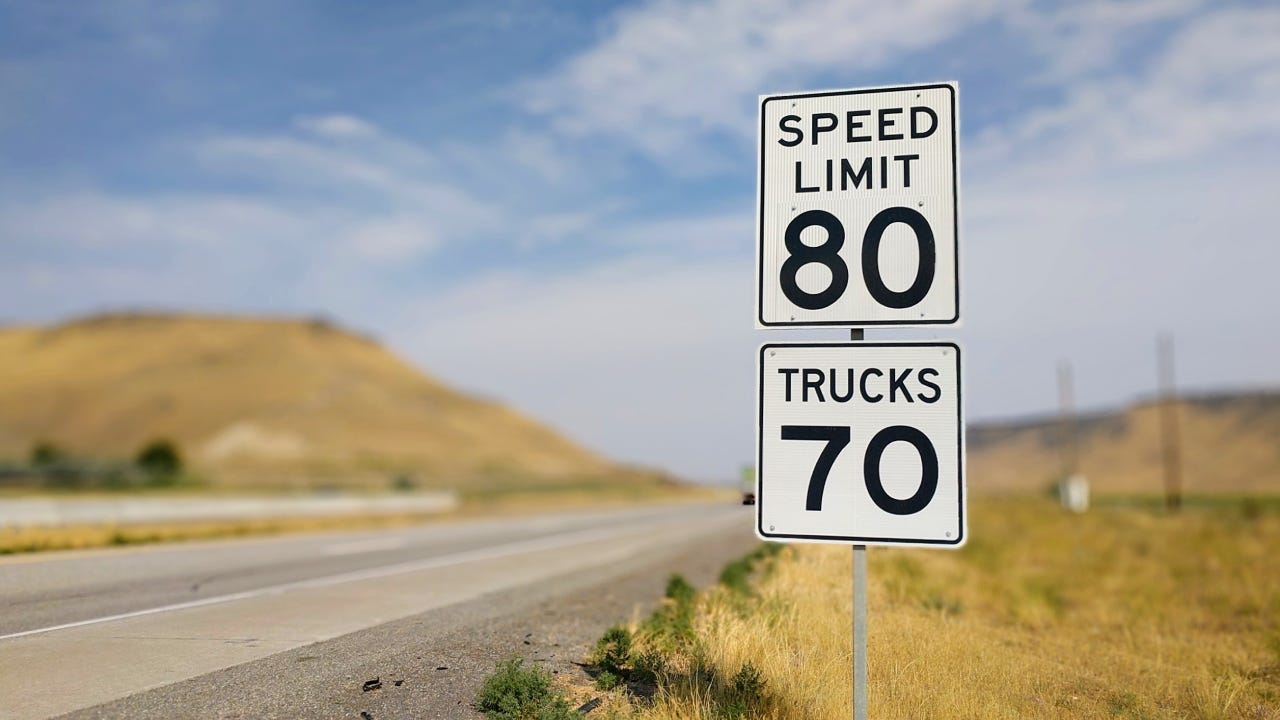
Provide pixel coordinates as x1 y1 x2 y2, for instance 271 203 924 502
0 493 459 528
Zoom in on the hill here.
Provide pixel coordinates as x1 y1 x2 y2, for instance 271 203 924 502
968 389 1280 495
0 313 636 491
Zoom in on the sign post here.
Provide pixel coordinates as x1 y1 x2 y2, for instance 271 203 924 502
849 330 866 720
754 82 965 720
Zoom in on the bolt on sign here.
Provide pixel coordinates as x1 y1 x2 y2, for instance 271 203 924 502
757 342 964 546
756 83 958 327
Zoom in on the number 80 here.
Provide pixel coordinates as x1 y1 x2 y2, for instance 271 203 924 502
780 207 936 311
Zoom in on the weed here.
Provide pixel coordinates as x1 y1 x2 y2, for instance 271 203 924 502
475 657 574 720
595 669 623 691
592 625 633 678
1107 689 1150 719
643 574 697 649
721 543 789 597
665 574 695 605
729 662 766 701
921 591 962 616
718 557 753 595
631 649 666 685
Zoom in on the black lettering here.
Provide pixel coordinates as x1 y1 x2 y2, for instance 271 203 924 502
878 107 904 140
778 368 799 402
910 106 938 139
861 206 936 309
864 425 938 515
895 154 919 188
825 158 833 192
781 425 850 511
918 368 941 403
860 368 884 403
841 157 871 190
780 210 848 310
802 368 826 402
889 368 914 403
846 109 871 142
829 368 855 402
811 113 838 144
879 156 888 189
795 161 818 193
778 114 804 147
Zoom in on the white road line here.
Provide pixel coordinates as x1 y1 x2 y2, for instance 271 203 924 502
321 537 408 556
0 522 652 643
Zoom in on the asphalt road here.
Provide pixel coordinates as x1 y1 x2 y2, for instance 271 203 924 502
0 501 756 719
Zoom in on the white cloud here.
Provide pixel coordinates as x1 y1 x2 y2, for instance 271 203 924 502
344 217 440 261
295 113 381 140
1 192 310 251
975 5 1280 170
193 119 506 245
1006 0 1207 82
525 0 1010 164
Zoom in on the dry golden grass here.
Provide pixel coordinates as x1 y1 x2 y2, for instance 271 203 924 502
606 497 1280 720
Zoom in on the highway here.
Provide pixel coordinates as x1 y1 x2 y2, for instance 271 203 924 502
0 501 755 719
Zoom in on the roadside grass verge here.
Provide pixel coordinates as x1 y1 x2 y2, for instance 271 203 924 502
579 496 1280 719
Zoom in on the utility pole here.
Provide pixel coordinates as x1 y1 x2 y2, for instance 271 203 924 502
1057 360 1078 480
1157 333 1182 511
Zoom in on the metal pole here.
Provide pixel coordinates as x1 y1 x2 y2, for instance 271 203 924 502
853 544 867 720
1057 360 1078 479
849 328 867 720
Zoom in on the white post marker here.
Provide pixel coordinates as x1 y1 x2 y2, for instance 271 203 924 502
756 83 959 327
756 342 964 546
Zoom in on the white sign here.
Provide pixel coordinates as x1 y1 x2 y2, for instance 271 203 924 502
757 342 964 546
756 83 959 327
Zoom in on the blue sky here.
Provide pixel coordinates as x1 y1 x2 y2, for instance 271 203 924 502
2 0 1278 482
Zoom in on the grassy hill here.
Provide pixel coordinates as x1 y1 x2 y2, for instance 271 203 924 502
0 313 649 492
969 390 1280 496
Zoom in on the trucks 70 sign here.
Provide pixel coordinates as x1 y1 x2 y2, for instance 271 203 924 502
757 342 965 546
756 83 959 327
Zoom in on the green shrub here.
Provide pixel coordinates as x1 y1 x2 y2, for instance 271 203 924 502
631 649 666 685
475 658 574 720
136 438 182 480
665 573 695 605
643 577 698 649
30 440 67 466
730 662 765 700
719 557 753 595
712 663 767 720
594 669 622 691
591 625 632 675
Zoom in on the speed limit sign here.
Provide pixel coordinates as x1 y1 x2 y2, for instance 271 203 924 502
756 83 958 327
757 342 964 546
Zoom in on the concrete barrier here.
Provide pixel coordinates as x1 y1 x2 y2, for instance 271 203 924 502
0 493 458 528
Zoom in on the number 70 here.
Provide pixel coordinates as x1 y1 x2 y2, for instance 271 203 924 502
780 424 938 516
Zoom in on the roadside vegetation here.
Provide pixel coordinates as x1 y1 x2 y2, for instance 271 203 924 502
476 658 577 720
0 438 198 491
544 496 1280 719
